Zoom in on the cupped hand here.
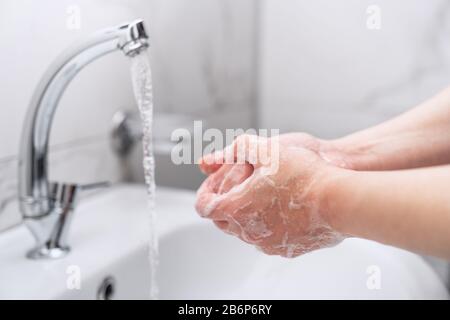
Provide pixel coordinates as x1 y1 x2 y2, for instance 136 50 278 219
195 134 347 258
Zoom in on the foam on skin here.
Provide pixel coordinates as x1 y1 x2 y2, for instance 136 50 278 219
196 135 346 258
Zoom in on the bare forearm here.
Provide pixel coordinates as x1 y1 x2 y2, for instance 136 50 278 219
330 86 450 170
324 166 450 259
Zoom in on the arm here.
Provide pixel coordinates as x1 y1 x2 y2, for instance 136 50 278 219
323 165 450 259
196 135 450 260
196 87 450 259
326 86 450 170
199 87 450 175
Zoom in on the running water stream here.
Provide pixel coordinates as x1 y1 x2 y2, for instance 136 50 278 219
130 52 158 299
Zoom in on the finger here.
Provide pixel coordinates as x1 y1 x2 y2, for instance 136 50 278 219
213 219 252 243
195 164 247 218
195 165 231 217
217 163 254 194
196 182 254 220
196 160 255 219
198 134 268 175
213 220 229 230
213 220 241 237
197 190 251 220
225 134 264 167
198 151 224 175
198 164 234 194
255 246 280 256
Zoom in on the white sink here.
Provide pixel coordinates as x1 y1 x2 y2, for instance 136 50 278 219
0 184 448 299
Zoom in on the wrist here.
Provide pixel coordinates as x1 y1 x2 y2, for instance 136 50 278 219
317 165 359 235
315 138 358 170
322 136 382 171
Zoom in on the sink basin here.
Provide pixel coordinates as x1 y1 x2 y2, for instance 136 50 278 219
0 184 153 299
0 184 448 299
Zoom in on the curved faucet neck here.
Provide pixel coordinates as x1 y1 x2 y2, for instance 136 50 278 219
18 19 148 218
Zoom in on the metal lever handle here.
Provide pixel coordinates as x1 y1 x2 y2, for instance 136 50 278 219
26 181 112 259
49 181 111 209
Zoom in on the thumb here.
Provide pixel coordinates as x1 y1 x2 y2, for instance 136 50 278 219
198 134 270 175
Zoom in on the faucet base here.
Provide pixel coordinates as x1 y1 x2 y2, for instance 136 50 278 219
26 245 70 260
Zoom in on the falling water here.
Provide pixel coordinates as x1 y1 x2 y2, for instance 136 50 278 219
130 52 158 299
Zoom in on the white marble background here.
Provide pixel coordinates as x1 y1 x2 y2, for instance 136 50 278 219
0 0 257 232
259 0 450 137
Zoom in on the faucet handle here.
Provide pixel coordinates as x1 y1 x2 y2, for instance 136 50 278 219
49 181 111 209
49 182 79 210
25 181 111 260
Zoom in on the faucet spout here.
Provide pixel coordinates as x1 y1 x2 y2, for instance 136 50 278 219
18 19 149 259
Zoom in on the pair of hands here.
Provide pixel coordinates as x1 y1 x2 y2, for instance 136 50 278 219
195 133 351 258
195 86 450 259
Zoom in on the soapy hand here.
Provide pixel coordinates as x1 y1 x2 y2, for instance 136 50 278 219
198 132 351 175
195 134 346 258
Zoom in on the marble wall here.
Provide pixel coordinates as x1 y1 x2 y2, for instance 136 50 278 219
144 0 258 121
259 0 450 138
0 0 258 232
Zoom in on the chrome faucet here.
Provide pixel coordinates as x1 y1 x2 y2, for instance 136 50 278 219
18 19 149 259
